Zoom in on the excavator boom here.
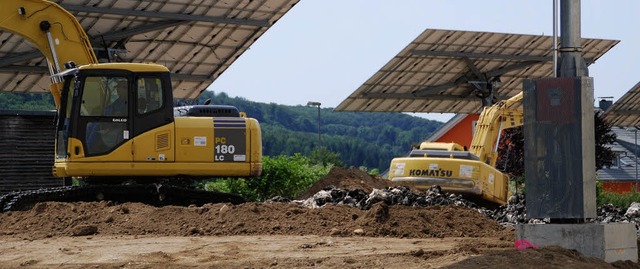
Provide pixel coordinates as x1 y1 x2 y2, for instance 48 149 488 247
0 0 98 107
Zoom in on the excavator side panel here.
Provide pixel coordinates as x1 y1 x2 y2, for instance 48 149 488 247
54 118 262 178
389 154 509 205
173 117 262 177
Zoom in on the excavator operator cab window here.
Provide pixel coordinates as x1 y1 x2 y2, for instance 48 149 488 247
79 77 128 117
104 78 128 117
80 76 130 156
136 77 163 115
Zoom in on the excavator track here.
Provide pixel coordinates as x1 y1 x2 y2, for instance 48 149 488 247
0 184 245 212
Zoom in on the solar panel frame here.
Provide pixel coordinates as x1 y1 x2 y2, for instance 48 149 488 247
604 82 640 127
336 29 618 114
0 0 300 99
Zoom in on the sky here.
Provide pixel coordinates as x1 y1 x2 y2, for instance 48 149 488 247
209 1 640 123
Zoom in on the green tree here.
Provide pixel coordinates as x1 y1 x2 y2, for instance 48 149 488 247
310 146 344 167
594 110 617 169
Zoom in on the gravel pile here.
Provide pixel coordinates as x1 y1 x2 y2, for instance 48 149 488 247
277 186 640 231
288 185 478 210
597 202 640 235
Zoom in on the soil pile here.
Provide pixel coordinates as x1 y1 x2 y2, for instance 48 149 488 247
296 167 394 199
0 167 637 268
0 200 512 241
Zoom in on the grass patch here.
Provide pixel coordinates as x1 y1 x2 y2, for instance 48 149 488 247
598 191 640 208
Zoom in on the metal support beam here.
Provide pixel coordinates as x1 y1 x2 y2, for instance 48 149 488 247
0 52 43 67
485 61 543 77
168 73 212 82
377 56 596 98
607 110 640 115
362 92 490 101
60 4 271 27
0 21 187 67
411 50 552 62
411 61 546 100
90 20 186 44
462 57 486 81
0 65 48 73
0 65 212 82
412 80 465 97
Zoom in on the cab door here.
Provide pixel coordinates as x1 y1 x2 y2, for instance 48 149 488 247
131 73 175 162
74 72 133 160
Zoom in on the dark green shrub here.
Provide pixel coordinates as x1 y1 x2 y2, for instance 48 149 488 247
203 154 330 201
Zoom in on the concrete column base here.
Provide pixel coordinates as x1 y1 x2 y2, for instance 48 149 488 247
516 223 637 263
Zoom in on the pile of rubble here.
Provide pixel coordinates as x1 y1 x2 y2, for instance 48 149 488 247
294 185 478 210
274 186 640 231
597 202 640 233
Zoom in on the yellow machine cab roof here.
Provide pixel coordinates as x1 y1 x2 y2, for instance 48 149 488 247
79 62 169 72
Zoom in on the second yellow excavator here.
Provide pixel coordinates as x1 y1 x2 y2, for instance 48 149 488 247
388 92 523 205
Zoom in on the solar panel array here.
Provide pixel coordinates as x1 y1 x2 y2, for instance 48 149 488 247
0 0 299 99
336 29 618 114
605 82 640 127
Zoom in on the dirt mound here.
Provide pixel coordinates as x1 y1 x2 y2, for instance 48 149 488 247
0 200 512 241
442 245 636 269
297 167 394 199
0 166 637 268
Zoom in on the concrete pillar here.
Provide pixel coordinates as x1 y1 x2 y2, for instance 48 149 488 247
522 77 595 220
516 223 638 263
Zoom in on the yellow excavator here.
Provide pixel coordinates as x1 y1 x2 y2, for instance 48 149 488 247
0 0 262 210
388 92 523 205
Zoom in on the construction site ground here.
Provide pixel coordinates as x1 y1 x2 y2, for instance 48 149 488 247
0 168 638 269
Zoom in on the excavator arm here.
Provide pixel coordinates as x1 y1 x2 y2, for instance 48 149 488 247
469 92 524 167
0 0 98 107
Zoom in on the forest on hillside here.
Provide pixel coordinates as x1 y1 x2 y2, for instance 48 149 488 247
195 91 442 171
0 91 443 171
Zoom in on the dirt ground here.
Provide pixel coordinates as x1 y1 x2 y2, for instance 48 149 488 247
0 168 638 268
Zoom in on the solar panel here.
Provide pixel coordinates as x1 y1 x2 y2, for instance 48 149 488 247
604 82 640 127
0 0 299 99
336 29 618 114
